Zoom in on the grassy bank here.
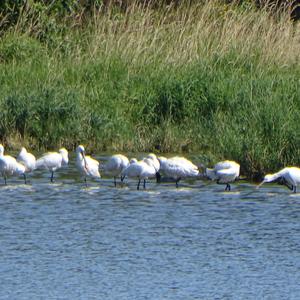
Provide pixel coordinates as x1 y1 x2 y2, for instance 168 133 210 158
0 2 299 177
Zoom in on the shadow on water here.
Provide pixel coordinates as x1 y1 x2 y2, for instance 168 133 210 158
0 161 300 299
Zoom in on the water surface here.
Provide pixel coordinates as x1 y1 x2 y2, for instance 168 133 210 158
0 161 300 299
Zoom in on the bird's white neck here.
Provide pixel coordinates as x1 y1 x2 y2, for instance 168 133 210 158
76 152 84 161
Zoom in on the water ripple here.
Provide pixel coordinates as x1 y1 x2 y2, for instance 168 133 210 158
0 168 299 299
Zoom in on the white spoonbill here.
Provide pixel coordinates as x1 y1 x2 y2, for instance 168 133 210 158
0 144 26 184
17 147 36 172
144 153 160 172
36 148 69 182
17 147 36 183
158 156 199 187
258 167 300 193
205 160 240 191
143 153 161 182
14 161 27 183
76 145 100 185
104 154 129 187
121 157 157 190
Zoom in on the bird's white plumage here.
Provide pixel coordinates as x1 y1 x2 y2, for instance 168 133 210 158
104 154 129 177
129 158 138 164
0 144 26 183
76 145 100 179
144 153 160 173
17 147 36 172
122 158 157 180
14 161 26 176
36 148 69 171
259 167 300 192
158 156 199 180
206 160 240 183
122 157 157 189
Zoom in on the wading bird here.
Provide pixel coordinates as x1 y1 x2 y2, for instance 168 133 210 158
104 154 129 187
143 153 161 182
36 148 69 182
158 156 199 187
14 161 27 183
76 145 100 186
17 147 36 183
205 160 240 191
258 167 300 193
0 144 26 184
144 153 160 172
121 157 157 190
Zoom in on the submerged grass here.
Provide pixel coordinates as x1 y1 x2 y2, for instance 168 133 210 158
0 1 300 177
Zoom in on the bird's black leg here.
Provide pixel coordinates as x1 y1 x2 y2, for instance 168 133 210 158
121 175 125 182
294 186 297 193
84 177 88 187
50 171 54 183
217 180 231 191
143 179 146 189
156 172 161 183
175 178 181 188
23 173 27 184
225 183 231 191
114 176 117 187
137 179 141 190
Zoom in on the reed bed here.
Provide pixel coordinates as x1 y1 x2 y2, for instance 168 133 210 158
0 1 299 177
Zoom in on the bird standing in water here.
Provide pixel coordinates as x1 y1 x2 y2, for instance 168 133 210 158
104 154 129 187
36 148 69 182
205 160 240 191
0 144 26 184
158 156 199 187
76 145 100 186
258 167 300 193
17 147 36 183
121 157 157 190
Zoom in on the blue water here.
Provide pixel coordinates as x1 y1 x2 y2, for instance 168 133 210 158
0 164 300 299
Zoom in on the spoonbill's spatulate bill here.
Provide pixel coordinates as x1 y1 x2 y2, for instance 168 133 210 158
76 145 100 186
205 160 240 191
104 154 129 187
258 167 300 193
36 148 69 182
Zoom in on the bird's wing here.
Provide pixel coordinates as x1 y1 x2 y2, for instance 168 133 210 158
205 168 218 180
85 156 100 178
36 153 61 169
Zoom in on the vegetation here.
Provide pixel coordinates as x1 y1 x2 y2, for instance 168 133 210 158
0 1 299 178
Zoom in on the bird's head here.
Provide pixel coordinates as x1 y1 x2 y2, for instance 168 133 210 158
129 158 138 164
257 174 276 188
76 145 85 154
20 147 27 153
147 153 157 160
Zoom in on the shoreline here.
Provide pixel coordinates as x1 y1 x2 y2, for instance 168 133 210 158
0 2 299 179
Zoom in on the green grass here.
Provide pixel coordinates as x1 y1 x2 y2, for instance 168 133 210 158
0 1 299 178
